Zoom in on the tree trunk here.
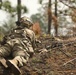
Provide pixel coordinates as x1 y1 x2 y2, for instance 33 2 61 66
0 0 2 9
54 0 58 36
47 0 52 34
17 0 21 21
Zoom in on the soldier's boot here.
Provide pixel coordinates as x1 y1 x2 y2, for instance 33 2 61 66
6 59 21 75
0 57 8 68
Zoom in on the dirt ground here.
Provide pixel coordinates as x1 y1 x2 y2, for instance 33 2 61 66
0 36 76 75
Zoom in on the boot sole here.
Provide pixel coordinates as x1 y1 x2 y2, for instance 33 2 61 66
6 60 21 75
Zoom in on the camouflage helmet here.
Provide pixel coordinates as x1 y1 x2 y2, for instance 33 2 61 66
19 16 33 27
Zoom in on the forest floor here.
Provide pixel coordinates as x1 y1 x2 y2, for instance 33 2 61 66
0 35 76 75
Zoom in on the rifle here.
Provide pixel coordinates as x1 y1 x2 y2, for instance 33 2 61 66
45 43 71 57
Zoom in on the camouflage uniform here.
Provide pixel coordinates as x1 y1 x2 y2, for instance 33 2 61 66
0 16 36 74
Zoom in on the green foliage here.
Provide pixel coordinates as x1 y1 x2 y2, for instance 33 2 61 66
2 0 12 12
31 13 47 33
39 0 43 4
0 0 28 37
21 6 28 13
0 0 2 9
0 17 16 36
0 0 28 16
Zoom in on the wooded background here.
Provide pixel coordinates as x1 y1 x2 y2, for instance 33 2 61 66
0 0 76 40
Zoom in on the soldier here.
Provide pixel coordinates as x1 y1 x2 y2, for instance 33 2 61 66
0 16 36 75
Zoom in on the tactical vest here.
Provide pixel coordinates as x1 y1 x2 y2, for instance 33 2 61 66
8 28 27 39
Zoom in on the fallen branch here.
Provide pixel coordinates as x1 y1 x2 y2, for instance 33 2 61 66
63 58 76 66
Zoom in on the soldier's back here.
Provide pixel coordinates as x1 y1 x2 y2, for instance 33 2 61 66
24 28 35 41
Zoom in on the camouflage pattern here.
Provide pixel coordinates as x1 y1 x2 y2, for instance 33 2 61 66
16 16 33 28
20 16 33 27
0 27 35 67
